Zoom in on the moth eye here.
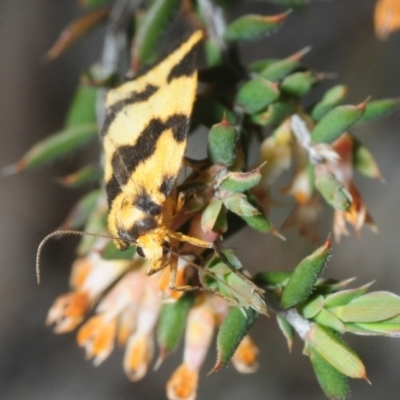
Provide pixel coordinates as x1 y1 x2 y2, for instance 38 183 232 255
136 246 145 257
162 241 170 255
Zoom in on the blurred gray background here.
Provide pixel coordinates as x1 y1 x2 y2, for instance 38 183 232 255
1 0 400 399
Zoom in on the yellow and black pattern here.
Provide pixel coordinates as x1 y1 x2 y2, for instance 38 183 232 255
103 30 203 257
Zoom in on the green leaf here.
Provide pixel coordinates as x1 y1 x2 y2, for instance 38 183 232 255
157 294 194 357
276 315 295 351
281 239 331 309
259 47 310 81
236 77 280 114
324 282 372 308
308 325 367 380
312 101 367 143
57 164 102 188
207 118 239 166
358 98 400 124
213 307 258 372
311 85 348 121
280 71 317 98
352 139 382 180
301 295 324 319
330 292 400 323
193 95 237 128
201 198 223 233
315 165 352 211
238 193 274 234
223 12 290 42
65 85 97 129
220 169 262 192
45 8 109 60
254 271 291 286
222 192 261 217
3 123 97 175
60 189 102 230
250 101 294 127
309 348 349 400
313 308 346 334
134 0 182 66
77 204 108 256
202 252 267 314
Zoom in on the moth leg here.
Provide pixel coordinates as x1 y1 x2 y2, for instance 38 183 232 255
168 249 203 292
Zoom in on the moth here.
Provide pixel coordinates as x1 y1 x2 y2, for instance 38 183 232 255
101 29 223 290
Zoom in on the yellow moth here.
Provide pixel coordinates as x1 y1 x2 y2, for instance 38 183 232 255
101 29 224 290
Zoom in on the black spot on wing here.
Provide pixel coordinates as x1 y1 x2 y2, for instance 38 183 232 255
101 84 158 136
160 175 176 197
110 114 189 186
134 188 162 216
105 174 122 209
167 114 189 143
120 217 158 242
167 40 201 83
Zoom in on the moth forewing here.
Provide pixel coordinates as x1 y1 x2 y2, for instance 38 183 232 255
103 30 204 284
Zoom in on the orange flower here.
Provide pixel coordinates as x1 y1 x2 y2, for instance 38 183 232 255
232 335 259 374
46 291 89 333
167 296 218 400
332 135 378 241
375 0 400 39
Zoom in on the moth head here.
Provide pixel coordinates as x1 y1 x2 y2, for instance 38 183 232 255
136 231 171 272
108 194 158 251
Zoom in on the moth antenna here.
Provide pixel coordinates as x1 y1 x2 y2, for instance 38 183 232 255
36 230 117 285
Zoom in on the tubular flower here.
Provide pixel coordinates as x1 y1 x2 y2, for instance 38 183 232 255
331 134 378 241
166 296 227 400
375 0 400 39
46 244 259 400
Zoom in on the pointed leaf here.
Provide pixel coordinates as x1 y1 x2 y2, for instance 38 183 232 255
280 71 317 98
223 12 290 42
201 198 223 233
57 164 102 188
259 46 310 81
65 85 97 129
308 325 367 380
315 165 352 211
222 192 261 217
207 118 239 166
301 295 324 319
133 0 182 66
202 252 267 315
313 308 346 334
3 123 97 175
157 294 194 356
213 307 258 372
311 85 348 121
309 348 350 400
45 8 109 60
330 291 400 323
236 77 280 114
358 98 400 124
281 239 331 309
312 101 367 143
250 101 294 127
220 169 262 192
276 315 295 351
353 139 382 180
324 282 372 308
